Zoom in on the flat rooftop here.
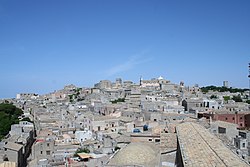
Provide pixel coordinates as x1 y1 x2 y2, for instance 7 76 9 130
176 122 248 167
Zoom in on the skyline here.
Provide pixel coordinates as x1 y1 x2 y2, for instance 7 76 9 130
0 0 250 98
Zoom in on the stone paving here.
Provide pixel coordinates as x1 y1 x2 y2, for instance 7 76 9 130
176 122 249 167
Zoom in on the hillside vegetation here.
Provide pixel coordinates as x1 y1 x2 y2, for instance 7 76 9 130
0 103 23 140
201 86 249 93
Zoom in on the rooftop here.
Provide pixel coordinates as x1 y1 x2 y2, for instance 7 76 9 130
93 115 118 121
176 122 248 167
0 162 16 167
108 142 160 167
212 120 238 129
4 142 23 151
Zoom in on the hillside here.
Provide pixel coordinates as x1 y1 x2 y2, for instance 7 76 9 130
0 103 23 140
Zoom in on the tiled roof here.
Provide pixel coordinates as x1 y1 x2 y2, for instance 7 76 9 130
176 122 249 167
108 142 160 167
0 162 16 167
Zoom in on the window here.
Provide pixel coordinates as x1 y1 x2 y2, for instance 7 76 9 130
225 117 228 120
148 139 152 141
47 143 50 147
40 151 43 155
155 139 160 142
154 119 157 122
218 127 226 134
240 117 243 120
46 151 50 155
243 143 246 148
232 117 235 120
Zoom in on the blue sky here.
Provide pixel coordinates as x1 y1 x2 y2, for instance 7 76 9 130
0 0 249 98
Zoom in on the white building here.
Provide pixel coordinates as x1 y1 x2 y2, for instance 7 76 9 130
75 130 93 143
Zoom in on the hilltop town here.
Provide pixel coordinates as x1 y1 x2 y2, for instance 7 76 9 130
0 76 250 167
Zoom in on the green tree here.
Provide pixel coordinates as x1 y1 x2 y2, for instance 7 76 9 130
201 85 249 93
232 95 242 102
223 96 230 101
111 98 125 104
21 117 33 123
0 103 23 141
210 95 217 99
74 148 90 157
